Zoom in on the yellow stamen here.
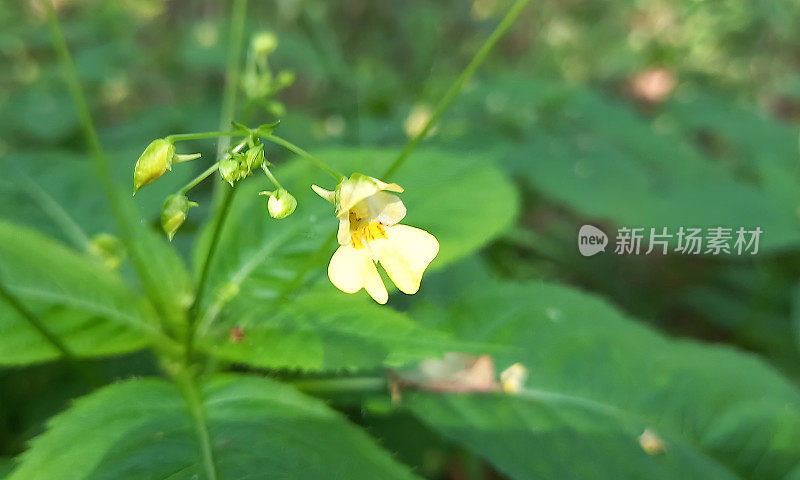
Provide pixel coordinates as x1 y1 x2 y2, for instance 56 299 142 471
350 221 387 249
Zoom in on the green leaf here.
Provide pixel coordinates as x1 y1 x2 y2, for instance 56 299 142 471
198 146 517 308
0 457 14 478
663 89 800 214
406 392 738 480
8 375 420 480
461 76 800 252
406 281 800 479
0 220 151 365
199 290 490 371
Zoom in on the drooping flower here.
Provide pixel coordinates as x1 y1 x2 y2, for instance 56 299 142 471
312 173 439 304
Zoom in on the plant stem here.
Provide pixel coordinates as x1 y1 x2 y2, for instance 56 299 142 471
261 133 344 180
174 368 218 480
381 0 531 180
215 0 248 162
187 184 238 360
180 162 220 194
42 0 173 325
261 163 282 189
188 0 249 347
167 130 244 143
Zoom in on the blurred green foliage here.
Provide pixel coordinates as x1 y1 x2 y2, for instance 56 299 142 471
1 0 800 478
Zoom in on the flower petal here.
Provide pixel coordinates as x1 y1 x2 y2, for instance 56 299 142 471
311 184 335 203
337 174 405 215
337 215 351 245
337 175 380 215
374 225 439 295
328 245 388 304
370 176 403 193
352 192 407 226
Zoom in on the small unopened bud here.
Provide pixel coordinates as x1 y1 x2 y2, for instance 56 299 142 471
218 155 242 186
88 233 126 269
244 144 265 171
133 139 175 194
260 188 296 219
252 32 278 57
160 194 198 241
500 363 528 394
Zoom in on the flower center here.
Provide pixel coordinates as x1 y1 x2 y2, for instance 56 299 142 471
350 221 387 249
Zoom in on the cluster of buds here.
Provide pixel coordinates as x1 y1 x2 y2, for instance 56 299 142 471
219 143 264 186
132 121 297 241
241 31 295 117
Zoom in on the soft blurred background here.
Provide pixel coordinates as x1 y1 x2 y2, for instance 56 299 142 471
2 0 800 478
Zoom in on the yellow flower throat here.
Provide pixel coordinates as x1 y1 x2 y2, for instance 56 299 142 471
350 221 387 249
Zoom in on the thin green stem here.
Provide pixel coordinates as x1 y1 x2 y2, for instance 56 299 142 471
187 184 238 360
261 163 282 189
174 368 218 480
166 130 244 143
180 162 220 194
42 0 173 324
215 0 248 162
262 133 344 180
381 0 531 180
188 0 249 349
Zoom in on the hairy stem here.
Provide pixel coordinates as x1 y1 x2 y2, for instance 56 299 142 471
381 0 531 180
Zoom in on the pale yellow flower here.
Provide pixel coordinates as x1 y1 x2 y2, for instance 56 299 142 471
312 173 439 304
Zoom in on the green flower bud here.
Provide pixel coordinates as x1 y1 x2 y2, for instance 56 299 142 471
244 144 265 171
88 233 126 269
263 188 296 219
218 155 242 186
133 139 175 195
252 31 278 57
161 194 198 241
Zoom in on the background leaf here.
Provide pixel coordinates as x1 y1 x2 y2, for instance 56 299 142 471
405 280 800 479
